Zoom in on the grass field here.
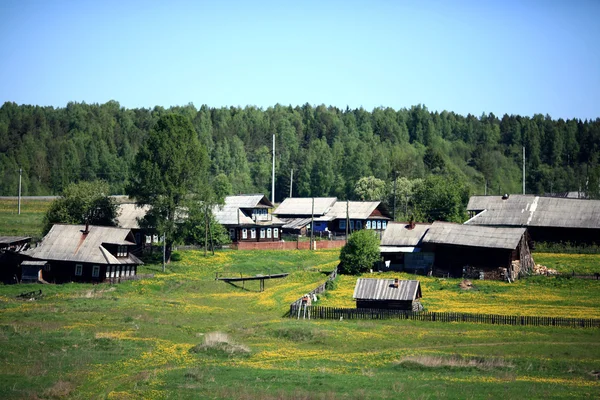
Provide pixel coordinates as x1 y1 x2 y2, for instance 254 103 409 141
0 198 52 239
535 253 600 275
1 249 599 399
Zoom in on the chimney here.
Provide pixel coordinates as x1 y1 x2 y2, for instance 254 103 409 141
394 278 399 288
83 222 89 234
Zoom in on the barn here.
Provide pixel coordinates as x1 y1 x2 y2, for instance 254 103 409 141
421 222 534 280
379 222 433 272
466 195 600 246
353 278 423 311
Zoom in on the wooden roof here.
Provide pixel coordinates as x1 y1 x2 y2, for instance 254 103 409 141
23 224 142 265
353 278 421 301
422 221 526 250
466 195 600 229
380 222 431 246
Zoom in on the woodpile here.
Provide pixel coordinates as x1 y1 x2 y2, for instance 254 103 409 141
532 264 557 275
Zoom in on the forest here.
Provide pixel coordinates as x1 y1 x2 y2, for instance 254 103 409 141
1 101 599 219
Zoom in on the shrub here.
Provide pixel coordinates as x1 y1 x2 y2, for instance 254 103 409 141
339 230 380 275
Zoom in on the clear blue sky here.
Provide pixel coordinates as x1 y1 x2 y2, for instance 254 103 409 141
1 0 599 119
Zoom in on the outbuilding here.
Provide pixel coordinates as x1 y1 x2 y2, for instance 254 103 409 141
353 278 423 311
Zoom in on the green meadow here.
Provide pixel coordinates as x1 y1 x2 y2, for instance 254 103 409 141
1 249 599 399
0 198 52 239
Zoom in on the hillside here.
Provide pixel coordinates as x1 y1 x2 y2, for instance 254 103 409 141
1 102 599 207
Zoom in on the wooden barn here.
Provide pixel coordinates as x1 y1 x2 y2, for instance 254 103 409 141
466 195 600 246
421 222 534 280
213 195 284 243
353 278 423 311
0 236 32 283
20 224 143 283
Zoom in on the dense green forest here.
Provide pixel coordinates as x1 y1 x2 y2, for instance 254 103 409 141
1 101 599 209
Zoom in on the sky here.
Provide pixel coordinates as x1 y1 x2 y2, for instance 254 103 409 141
1 0 599 120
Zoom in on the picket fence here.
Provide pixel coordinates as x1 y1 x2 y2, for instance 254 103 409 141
289 305 600 328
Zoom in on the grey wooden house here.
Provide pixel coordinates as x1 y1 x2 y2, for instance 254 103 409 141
353 278 423 311
21 224 143 283
466 195 600 246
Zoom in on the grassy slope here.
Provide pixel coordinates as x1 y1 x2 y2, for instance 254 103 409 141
535 253 600 275
0 199 52 239
0 249 599 399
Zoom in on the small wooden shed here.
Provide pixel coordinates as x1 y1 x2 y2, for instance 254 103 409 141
353 278 423 311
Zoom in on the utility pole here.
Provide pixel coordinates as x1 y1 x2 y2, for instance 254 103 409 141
522 146 526 195
271 134 275 204
18 168 22 215
289 169 293 198
345 200 349 238
310 197 314 250
204 204 209 257
392 172 397 221
162 233 166 273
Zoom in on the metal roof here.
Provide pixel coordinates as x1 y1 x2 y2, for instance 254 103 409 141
353 278 421 301
422 221 525 250
213 194 283 226
0 236 31 245
273 197 337 216
224 194 273 208
116 203 150 229
380 222 431 246
466 195 600 229
325 201 389 220
23 224 142 265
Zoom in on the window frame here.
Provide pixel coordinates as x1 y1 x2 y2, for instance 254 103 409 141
251 228 256 239
92 265 100 278
75 264 83 276
242 228 248 239
274 228 279 238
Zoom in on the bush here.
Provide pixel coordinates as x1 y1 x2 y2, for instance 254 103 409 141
339 230 380 275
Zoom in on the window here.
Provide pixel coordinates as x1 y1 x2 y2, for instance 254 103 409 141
110 266 115 278
377 220 382 230
92 265 100 278
229 229 236 240
117 246 127 257
350 220 355 230
366 220 371 229
260 228 265 238
274 228 278 238
382 221 387 229
267 228 272 238
75 264 83 276
339 219 346 229
356 221 362 229
44 264 51 272
125 266 130 276
251 228 256 239
242 229 248 239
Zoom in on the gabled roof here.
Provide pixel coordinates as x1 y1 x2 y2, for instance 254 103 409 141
422 221 525 250
224 194 273 208
0 236 31 245
117 203 151 229
273 197 337 216
213 194 280 226
380 222 431 246
466 195 600 229
353 278 421 301
23 224 141 265
325 201 390 220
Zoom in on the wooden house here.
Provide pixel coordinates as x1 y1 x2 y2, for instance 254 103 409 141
379 222 434 272
0 236 32 283
274 198 391 236
353 278 423 311
0 236 31 252
213 195 284 242
116 203 152 253
21 224 143 283
421 221 534 280
466 195 600 246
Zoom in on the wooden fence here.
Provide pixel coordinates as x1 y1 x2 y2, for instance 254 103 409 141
289 305 600 328
291 268 338 308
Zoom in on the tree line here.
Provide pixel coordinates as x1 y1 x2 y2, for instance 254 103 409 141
1 101 599 218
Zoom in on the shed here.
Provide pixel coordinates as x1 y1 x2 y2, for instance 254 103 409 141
20 261 48 283
0 236 31 252
353 278 423 311
421 222 533 280
379 222 433 272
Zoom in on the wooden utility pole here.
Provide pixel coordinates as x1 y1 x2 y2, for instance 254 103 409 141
289 169 293 198
18 168 22 215
310 197 314 250
345 200 349 238
204 203 209 257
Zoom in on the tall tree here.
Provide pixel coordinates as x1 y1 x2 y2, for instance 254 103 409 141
127 114 209 263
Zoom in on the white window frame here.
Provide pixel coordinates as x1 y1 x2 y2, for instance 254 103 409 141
267 228 272 238
366 220 371 229
274 228 278 238
117 245 127 257
382 221 387 229
75 264 83 276
339 219 346 229
242 228 248 239
377 220 382 230
251 228 256 239
92 265 100 278
260 228 265 239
